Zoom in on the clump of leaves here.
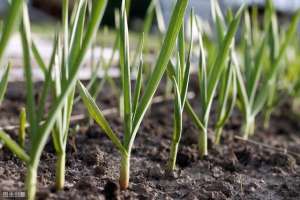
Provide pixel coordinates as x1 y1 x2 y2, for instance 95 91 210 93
0 1 108 199
166 11 193 171
185 1 243 156
236 0 300 139
78 0 189 189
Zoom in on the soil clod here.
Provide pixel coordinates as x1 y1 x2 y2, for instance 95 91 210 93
103 180 120 200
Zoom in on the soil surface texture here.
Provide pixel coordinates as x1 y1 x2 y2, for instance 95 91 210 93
0 81 300 200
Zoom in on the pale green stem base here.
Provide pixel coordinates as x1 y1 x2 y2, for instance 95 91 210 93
214 127 223 145
263 110 272 129
199 128 208 158
56 153 66 190
26 165 37 200
167 141 179 171
119 153 130 190
243 118 255 140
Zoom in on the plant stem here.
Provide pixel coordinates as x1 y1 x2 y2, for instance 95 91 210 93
214 127 223 145
119 152 130 190
263 109 272 129
243 117 255 139
56 152 66 190
167 140 179 171
199 128 208 158
26 165 37 200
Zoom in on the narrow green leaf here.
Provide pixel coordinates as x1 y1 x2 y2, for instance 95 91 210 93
20 4 38 141
180 11 193 105
216 57 237 127
77 81 127 156
211 0 226 44
19 107 26 148
131 0 190 148
0 63 11 104
69 0 88 67
232 50 250 117
178 26 185 86
185 101 205 132
31 41 47 77
120 1 132 142
37 35 59 121
195 19 207 115
253 10 300 115
30 0 108 164
155 0 166 33
172 76 182 142
205 6 243 123
133 40 144 115
0 131 30 163
248 38 267 105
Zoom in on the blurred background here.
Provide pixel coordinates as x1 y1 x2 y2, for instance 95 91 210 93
0 0 300 81
1 0 300 26
0 0 300 26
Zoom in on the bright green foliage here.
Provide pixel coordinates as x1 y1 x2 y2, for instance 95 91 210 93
78 0 189 189
0 1 108 199
214 52 237 144
185 2 243 156
166 11 193 171
0 0 24 164
0 64 10 104
19 107 26 148
262 0 300 128
0 0 24 163
235 0 300 139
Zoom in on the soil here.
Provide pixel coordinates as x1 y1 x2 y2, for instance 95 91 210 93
0 80 300 200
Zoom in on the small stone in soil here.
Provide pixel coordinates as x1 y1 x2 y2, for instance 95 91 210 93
147 164 164 180
212 166 224 178
103 180 120 200
81 146 104 166
94 165 105 175
75 177 97 191
235 147 253 166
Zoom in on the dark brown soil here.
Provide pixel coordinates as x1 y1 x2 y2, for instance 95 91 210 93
0 81 300 200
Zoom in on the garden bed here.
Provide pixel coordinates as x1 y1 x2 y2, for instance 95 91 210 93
0 80 299 200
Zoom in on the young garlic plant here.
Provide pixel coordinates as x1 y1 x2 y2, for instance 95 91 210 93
236 1 300 139
78 0 189 189
214 53 237 144
51 0 87 190
262 0 299 128
166 12 193 171
0 0 23 189
207 1 237 145
184 5 243 157
0 1 108 199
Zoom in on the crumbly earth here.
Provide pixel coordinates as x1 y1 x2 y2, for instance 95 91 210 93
0 81 300 200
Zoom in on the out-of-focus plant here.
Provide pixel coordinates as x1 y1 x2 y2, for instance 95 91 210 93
185 1 242 157
235 0 300 139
